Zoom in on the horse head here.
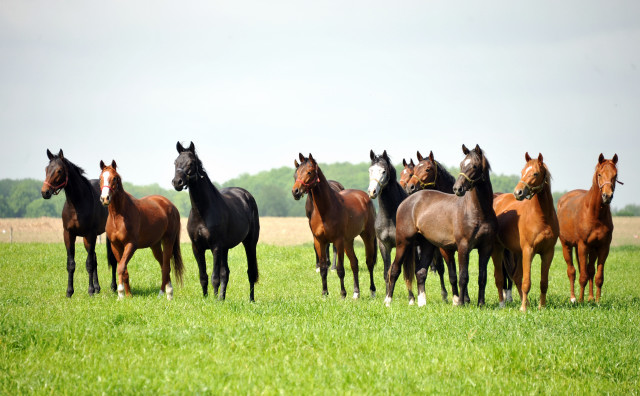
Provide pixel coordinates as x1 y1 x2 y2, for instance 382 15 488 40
595 153 620 205
453 144 491 197
368 150 393 199
292 153 320 200
173 141 202 191
42 149 68 199
514 152 550 201
99 160 120 206
407 150 437 194
399 158 415 194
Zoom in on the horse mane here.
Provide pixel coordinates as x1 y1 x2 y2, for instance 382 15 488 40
52 155 86 178
371 152 397 182
435 160 456 186
468 149 492 175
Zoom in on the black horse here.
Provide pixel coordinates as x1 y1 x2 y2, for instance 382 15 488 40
172 142 260 301
41 149 116 297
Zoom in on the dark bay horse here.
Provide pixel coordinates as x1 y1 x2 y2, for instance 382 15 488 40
99 160 184 300
367 150 415 303
293 153 377 298
557 154 621 303
386 144 497 307
41 149 116 297
173 142 260 301
491 153 559 311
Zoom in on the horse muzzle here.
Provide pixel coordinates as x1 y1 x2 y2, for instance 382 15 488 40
172 177 187 191
513 187 528 201
101 196 111 206
292 188 304 201
41 189 53 199
602 193 613 205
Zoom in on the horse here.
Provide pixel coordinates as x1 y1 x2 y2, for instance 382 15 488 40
402 150 462 303
491 153 559 311
99 160 184 300
293 153 377 298
385 144 497 307
41 149 117 297
398 158 415 193
557 153 621 303
367 149 416 303
299 168 344 273
173 142 260 301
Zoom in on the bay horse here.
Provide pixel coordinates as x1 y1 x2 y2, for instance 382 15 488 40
173 142 260 301
557 153 621 303
398 158 415 193
367 150 416 303
99 160 184 300
293 153 377 298
491 153 559 311
41 149 116 297
402 150 462 304
298 169 344 273
386 144 497 307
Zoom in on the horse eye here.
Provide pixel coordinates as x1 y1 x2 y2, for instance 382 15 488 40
533 173 539 177
382 170 386 174
307 171 311 176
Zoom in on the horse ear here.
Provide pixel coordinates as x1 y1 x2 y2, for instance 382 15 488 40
416 151 423 161
176 141 185 153
402 158 408 167
429 151 435 163
462 144 470 155
525 152 531 162
294 159 299 168
58 149 64 159
308 153 315 163
410 159 415 166
111 160 117 169
100 160 106 170
612 154 618 164
299 153 305 163
188 141 195 152
474 144 482 154
370 150 375 161
47 149 54 160
598 153 605 164
538 153 544 164
382 150 389 160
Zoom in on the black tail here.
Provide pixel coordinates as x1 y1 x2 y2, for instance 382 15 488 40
172 226 185 286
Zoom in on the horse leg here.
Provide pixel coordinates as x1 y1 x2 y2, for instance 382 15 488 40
151 243 167 298
477 244 492 307
116 243 136 299
439 248 459 304
415 241 434 307
314 238 330 296
218 249 230 300
64 230 76 298
242 236 259 302
561 241 577 303
457 246 470 306
106 238 117 292
434 250 448 303
330 244 338 271
333 239 347 299
404 244 416 305
379 239 391 297
83 234 99 295
519 247 534 312
344 240 360 299
161 240 174 300
385 237 410 306
211 246 222 297
193 243 208 296
491 247 506 308
577 242 589 302
595 245 610 302
539 248 554 309
586 246 598 302
363 232 377 298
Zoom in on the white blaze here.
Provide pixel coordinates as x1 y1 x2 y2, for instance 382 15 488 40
367 164 385 196
463 158 471 168
101 171 111 199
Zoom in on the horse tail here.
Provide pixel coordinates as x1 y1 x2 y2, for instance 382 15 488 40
171 217 185 287
246 192 260 284
106 237 116 269
502 249 516 290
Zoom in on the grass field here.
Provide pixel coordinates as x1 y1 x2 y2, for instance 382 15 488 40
1 242 639 394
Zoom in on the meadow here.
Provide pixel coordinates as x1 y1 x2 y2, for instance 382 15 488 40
1 241 639 394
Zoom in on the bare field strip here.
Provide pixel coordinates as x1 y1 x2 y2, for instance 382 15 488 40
0 216 638 246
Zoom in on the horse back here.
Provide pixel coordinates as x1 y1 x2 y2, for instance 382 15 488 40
400 190 458 249
132 194 180 247
557 188 613 246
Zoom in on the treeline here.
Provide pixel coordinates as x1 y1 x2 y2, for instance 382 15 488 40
2 163 638 218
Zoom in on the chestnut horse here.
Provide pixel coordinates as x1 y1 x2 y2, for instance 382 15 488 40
491 153 559 311
173 142 260 301
99 160 184 300
42 149 117 297
386 144 497 307
557 154 621 303
398 158 415 193
292 153 377 298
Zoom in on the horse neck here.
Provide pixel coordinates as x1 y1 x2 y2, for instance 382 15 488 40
586 174 610 219
435 166 455 194
62 163 94 210
531 179 556 220
465 174 494 215
107 185 133 218
378 181 406 219
188 173 224 215
309 168 339 216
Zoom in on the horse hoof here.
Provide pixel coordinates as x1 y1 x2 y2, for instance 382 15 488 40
417 293 426 307
452 295 462 306
353 292 360 299
499 301 505 309
520 306 527 312
408 298 415 306
316 267 320 273
371 291 376 298
505 290 513 302
570 297 577 303
384 296 392 306
158 290 165 298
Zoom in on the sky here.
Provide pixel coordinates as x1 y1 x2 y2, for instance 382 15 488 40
1 1 638 207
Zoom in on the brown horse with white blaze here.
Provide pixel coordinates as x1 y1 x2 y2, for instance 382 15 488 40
557 154 621 303
99 160 184 300
293 153 378 298
492 153 559 311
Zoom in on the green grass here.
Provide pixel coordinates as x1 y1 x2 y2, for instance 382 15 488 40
1 243 639 394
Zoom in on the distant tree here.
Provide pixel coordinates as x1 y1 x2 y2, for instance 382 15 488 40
25 196 65 217
613 204 640 217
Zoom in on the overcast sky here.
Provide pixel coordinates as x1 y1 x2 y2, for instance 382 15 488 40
1 1 638 207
